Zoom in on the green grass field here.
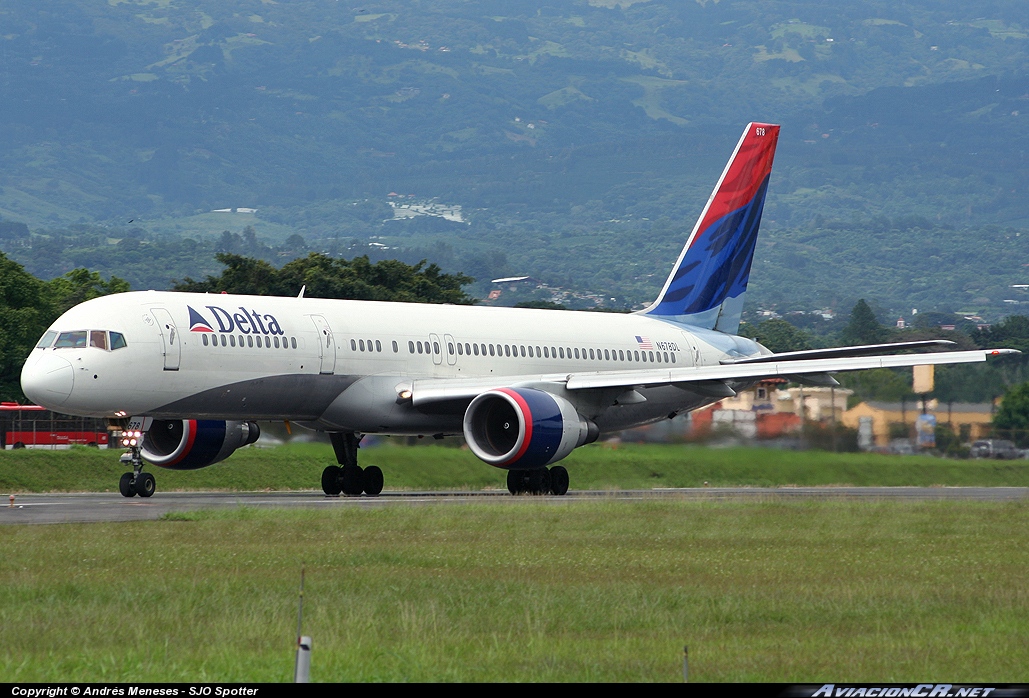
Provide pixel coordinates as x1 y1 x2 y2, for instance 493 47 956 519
1 500 1026 682
2 442 1029 493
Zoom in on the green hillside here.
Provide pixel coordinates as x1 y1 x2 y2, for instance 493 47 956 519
1 1 1029 316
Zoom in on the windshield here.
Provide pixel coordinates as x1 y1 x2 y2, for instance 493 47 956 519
54 331 87 349
36 330 57 349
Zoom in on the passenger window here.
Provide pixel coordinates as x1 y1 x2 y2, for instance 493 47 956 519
36 330 58 349
291 337 297 349
433 342 440 354
409 341 415 353
274 337 280 348
573 348 579 359
619 350 624 361
489 345 495 357
247 336 254 348
417 341 423 354
376 340 381 352
392 340 399 353
448 342 455 355
465 343 471 355
473 343 479 356
543 347 549 358
589 348 595 360
202 335 209 346
504 345 510 357
457 343 463 355
55 331 87 349
359 339 365 352
670 353 676 364
634 351 640 361
527 346 533 358
650 351 655 362
230 336 236 347
351 339 357 351
520 346 525 357
604 349 610 360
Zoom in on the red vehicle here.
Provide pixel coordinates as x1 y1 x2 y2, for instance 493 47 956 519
0 402 109 449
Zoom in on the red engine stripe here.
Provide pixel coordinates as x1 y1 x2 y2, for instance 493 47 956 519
496 388 533 466
163 420 197 468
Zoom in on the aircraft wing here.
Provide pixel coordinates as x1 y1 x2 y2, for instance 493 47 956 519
564 348 1018 390
409 348 1018 406
720 339 955 364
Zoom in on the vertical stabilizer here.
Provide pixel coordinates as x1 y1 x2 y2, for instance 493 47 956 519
639 122 779 334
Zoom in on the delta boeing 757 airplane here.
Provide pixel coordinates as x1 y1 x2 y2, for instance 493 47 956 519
19 123 1017 498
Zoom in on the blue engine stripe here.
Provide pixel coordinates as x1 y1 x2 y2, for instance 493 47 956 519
508 389 565 469
166 420 228 470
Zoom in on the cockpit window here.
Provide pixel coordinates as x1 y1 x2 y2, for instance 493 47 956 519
54 331 87 349
90 330 108 350
36 331 57 349
110 332 127 350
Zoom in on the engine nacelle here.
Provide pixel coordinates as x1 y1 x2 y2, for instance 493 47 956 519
141 419 260 470
463 388 597 469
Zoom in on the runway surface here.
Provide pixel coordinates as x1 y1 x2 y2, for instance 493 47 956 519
2 486 1027 525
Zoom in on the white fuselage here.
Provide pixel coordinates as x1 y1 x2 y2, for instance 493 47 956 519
20 291 768 435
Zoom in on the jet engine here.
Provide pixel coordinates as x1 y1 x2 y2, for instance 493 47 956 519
463 388 597 469
141 419 260 470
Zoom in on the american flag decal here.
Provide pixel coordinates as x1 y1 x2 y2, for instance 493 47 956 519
635 335 653 350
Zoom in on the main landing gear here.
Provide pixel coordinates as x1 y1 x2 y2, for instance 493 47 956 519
118 432 155 498
507 465 569 496
321 432 384 496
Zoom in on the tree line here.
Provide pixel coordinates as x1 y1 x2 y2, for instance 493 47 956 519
0 252 475 401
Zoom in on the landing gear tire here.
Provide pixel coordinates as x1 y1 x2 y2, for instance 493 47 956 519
550 465 569 496
507 469 526 495
321 465 342 496
341 464 364 496
363 465 384 496
119 472 136 498
135 472 156 498
528 468 551 495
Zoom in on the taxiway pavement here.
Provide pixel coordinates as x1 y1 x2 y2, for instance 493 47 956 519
1 486 1026 525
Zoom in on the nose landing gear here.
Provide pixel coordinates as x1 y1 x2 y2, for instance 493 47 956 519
118 443 155 498
117 418 155 498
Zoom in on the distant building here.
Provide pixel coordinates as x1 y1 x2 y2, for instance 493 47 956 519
841 400 996 447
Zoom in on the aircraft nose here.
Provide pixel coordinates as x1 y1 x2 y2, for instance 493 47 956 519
21 354 74 407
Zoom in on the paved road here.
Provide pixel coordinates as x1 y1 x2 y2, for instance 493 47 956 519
1 487 1026 525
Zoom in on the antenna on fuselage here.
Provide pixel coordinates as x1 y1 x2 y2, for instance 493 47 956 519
298 285 306 299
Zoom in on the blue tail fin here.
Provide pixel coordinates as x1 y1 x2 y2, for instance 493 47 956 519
640 122 780 334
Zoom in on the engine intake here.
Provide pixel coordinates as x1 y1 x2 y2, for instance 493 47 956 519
463 388 596 469
142 419 260 470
